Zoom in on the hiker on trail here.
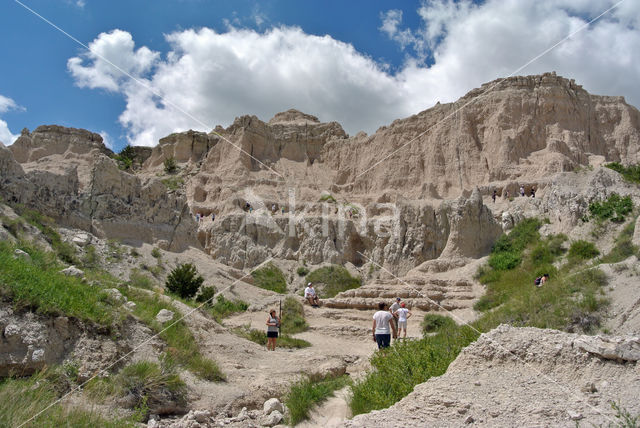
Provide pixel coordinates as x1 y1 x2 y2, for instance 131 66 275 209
266 309 280 351
394 302 412 338
389 297 401 331
195 213 200 222
530 187 536 198
373 302 397 349
272 204 277 214
492 190 497 203
505 190 510 200
281 206 285 215
304 282 320 307
520 186 525 197
212 212 216 222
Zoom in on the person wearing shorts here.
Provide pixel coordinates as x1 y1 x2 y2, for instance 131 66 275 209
394 302 412 338
266 309 280 351
372 302 397 349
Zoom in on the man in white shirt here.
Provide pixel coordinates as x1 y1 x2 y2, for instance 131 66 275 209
304 282 319 307
372 302 397 349
393 302 412 338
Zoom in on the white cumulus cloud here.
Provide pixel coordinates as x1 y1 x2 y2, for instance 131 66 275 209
0 95 22 145
68 0 640 147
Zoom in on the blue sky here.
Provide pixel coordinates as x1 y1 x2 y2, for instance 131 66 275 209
1 0 639 152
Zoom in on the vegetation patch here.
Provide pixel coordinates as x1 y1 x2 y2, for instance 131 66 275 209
306 265 362 298
600 219 639 264
251 262 287 293
587 193 633 223
233 325 311 349
0 371 141 428
163 157 178 174
121 287 225 381
207 295 249 323
129 269 155 290
350 217 610 416
13 205 78 265
161 176 184 190
421 313 456 334
568 240 600 261
280 296 308 334
0 241 117 326
319 194 337 203
296 266 310 276
605 162 640 184
285 374 352 425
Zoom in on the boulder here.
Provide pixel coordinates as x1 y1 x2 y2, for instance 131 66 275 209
156 309 175 323
574 335 640 362
263 398 285 415
261 410 283 427
60 266 84 278
104 288 127 304
72 233 91 247
13 249 31 261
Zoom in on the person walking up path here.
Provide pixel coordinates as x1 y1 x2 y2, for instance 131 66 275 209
266 309 280 351
373 302 397 349
394 303 412 338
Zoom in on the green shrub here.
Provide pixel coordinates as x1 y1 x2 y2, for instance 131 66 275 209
306 265 362 298
319 194 336 203
605 162 640 184
421 313 456 335
297 266 310 276
81 245 100 269
151 247 161 258
281 297 308 334
164 157 178 174
285 374 351 425
115 145 137 170
165 263 204 299
568 240 600 261
588 193 633 223
208 295 249 323
488 251 521 271
195 286 217 305
251 262 287 293
161 176 184 190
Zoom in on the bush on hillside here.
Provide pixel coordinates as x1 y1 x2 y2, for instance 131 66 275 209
306 265 362 298
195 286 217 305
165 263 204 299
296 266 310 276
588 193 633 223
421 313 456 335
164 157 178 174
251 262 287 293
281 296 308 334
568 240 600 261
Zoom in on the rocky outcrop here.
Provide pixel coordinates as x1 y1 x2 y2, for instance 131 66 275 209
344 325 640 427
202 191 501 273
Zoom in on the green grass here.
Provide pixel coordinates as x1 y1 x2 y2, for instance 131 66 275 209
251 262 287 293
350 325 479 415
0 241 118 326
421 313 456 334
605 162 640 184
161 176 184 190
0 371 141 428
350 217 611 416
296 266 310 276
233 326 311 349
285 374 352 425
120 287 225 381
13 205 79 265
306 265 362 298
319 194 337 203
280 296 308 334
207 295 249 323
128 269 155 290
600 219 638 264
568 240 600 261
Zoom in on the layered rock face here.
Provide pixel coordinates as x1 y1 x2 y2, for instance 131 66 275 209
2 73 639 271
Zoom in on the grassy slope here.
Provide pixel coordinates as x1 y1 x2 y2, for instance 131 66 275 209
306 265 362 297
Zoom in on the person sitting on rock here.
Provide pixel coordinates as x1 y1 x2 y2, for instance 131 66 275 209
304 282 320 307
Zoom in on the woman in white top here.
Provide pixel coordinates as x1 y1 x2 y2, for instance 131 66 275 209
394 302 412 338
266 309 280 351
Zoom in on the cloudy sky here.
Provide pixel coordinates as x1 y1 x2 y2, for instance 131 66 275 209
1 0 639 151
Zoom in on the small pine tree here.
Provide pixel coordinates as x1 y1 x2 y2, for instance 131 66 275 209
165 263 204 299
164 157 178 174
